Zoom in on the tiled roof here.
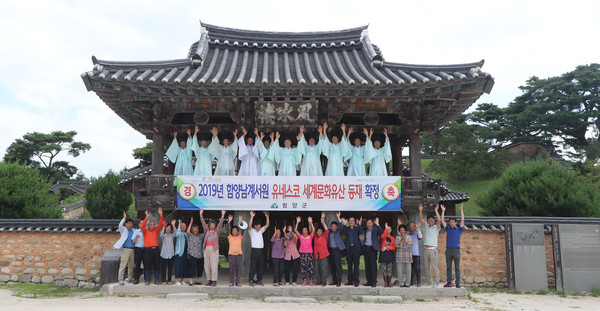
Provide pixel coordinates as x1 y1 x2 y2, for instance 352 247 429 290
62 199 85 212
83 22 493 90
49 181 89 195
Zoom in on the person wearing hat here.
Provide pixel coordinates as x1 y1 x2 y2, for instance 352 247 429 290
191 126 215 176
272 127 305 176
166 129 193 176
364 128 392 176
257 131 277 176
299 125 324 176
321 123 350 176
238 127 261 176
344 127 369 176
208 126 239 176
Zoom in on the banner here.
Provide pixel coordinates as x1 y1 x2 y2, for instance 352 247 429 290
176 175 401 211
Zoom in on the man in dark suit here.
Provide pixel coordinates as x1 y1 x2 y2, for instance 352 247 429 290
341 216 363 287
362 217 382 287
328 212 346 287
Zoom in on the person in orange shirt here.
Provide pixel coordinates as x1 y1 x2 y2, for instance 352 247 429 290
226 214 246 287
379 222 396 288
141 207 164 285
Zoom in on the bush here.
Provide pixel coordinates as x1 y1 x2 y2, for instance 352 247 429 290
478 159 600 217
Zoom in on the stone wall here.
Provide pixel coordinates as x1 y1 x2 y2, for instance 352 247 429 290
0 232 114 288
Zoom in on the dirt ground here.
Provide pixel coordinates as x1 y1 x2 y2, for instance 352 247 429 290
2 289 598 311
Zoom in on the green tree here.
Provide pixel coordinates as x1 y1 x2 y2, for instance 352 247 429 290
85 171 133 219
478 159 600 217
0 162 61 218
132 142 153 165
3 131 91 183
427 120 509 181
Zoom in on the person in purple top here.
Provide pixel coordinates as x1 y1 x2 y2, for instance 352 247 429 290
199 209 225 287
442 204 464 288
271 228 286 286
399 218 423 287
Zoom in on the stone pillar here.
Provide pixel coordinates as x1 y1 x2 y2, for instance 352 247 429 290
151 133 164 175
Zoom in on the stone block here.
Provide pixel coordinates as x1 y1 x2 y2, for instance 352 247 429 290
7 240 15 244
78 281 96 289
474 270 482 276
486 277 493 282
17 275 32 283
26 255 33 260
0 275 10 282
74 262 84 267
35 262 44 267
48 269 58 274
64 279 79 287
37 268 46 274
90 270 99 276
474 277 486 283
482 263 491 268
24 268 35 274
0 261 9 266
23 262 32 267
1 267 10 274
465 277 474 284
61 268 73 274
59 262 71 267
16 255 24 260
31 276 41 283
12 261 21 266
484 282 495 288
41 276 54 284
3 255 15 260
76 275 88 281
10 275 18 282
495 283 505 289
76 268 87 275
13 267 22 273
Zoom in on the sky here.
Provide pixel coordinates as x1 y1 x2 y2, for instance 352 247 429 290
0 0 599 178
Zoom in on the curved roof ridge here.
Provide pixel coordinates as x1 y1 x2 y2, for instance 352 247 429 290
92 56 190 68
200 21 368 43
384 59 485 71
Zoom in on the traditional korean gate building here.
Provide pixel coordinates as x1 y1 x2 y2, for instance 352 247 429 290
82 21 493 218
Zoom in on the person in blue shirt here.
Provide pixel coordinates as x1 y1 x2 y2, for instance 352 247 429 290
442 204 464 288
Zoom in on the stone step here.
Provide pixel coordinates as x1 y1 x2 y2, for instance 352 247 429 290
361 295 403 303
166 293 209 300
264 297 317 303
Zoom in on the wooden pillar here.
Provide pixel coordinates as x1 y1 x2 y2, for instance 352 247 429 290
391 136 403 176
409 135 422 178
151 133 164 175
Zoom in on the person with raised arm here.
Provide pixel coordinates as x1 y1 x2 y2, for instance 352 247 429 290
131 219 145 285
199 209 226 286
238 127 260 176
379 222 396 288
340 216 363 287
248 211 270 286
419 203 442 288
191 126 215 176
186 215 205 286
442 204 465 288
321 123 349 176
344 127 369 176
403 217 423 287
395 224 413 287
257 130 277 176
271 227 286 286
271 128 305 176
313 212 330 287
208 126 239 176
166 130 193 176
173 218 189 286
141 207 164 285
299 125 324 176
227 214 246 287
113 211 135 286
283 225 300 286
364 128 392 176
296 215 315 286
159 219 176 285
328 212 346 286
363 217 383 287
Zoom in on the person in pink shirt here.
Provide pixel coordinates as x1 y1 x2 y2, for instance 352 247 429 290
295 216 315 286
313 212 330 287
283 225 300 286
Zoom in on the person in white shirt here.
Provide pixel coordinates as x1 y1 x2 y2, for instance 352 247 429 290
419 203 442 288
131 219 145 285
248 211 270 286
113 211 135 285
238 127 260 176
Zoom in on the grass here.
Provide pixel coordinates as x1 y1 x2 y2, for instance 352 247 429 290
422 159 496 216
592 287 600 297
1 283 98 299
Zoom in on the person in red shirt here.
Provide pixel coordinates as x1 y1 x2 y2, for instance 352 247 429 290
141 207 163 285
379 223 396 288
313 212 330 287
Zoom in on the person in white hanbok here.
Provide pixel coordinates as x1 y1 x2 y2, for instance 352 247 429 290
191 126 215 176
321 122 349 176
299 125 324 176
257 131 277 176
343 127 369 176
364 128 392 176
208 126 239 176
272 129 304 176
166 130 193 176
237 127 261 176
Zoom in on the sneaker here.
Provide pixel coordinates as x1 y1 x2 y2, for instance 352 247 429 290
456 285 462 288
417 281 422 287
250 281 255 287
210 282 217 287
236 283 242 287
433 282 439 288
285 282 290 286
127 279 135 284
302 281 307 286
451 280 456 287
329 281 337 285
344 281 353 286
309 281 314 286
175 282 182 286
119 281 125 286
229 283 234 287
257 281 264 286
292 282 297 286
279 282 284 285
273 283 279 287
443 283 452 288
145 281 150 286
422 281 431 286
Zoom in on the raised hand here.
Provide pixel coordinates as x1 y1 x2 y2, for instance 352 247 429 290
336 211 341 220
238 215 243 224
323 122 328 131
383 128 388 138
397 217 403 226
287 225 293 232
242 127 248 136
348 127 353 135
123 211 127 219
269 132 274 140
275 132 280 140
254 128 259 137
341 123 345 131
459 203 464 211
374 217 380 226
362 128 368 137
299 125 305 133
307 216 313 223
416 222 422 230
221 210 226 218
260 132 265 140
321 211 326 220
359 216 363 225
250 211 256 217
233 128 238 137
145 210 149 217
369 128 374 137
195 125 200 134
186 128 191 136
317 125 323 134
441 205 446 212
296 216 302 223
190 216 194 223
173 132 178 138
418 204 423 212
200 209 204 217
210 126 218 137
171 219 177 226
228 214 234 223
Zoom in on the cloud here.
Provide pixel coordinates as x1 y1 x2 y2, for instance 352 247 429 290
0 0 599 177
